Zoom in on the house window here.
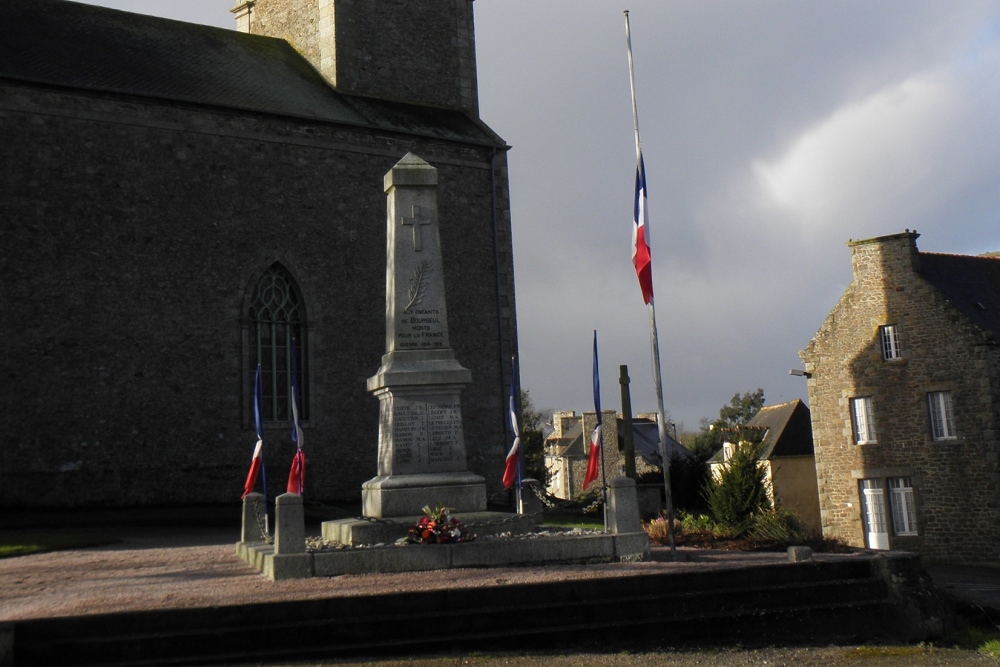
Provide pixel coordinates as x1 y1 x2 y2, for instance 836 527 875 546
248 263 307 423
888 477 917 536
927 391 955 441
851 397 876 444
880 325 901 360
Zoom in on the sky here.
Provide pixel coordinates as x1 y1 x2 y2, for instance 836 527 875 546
77 1 1000 432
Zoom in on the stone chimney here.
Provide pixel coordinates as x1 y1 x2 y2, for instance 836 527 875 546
847 230 921 291
232 0 479 115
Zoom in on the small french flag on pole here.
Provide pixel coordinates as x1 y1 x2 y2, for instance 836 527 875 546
583 331 603 489
502 358 521 490
242 364 266 499
286 339 305 495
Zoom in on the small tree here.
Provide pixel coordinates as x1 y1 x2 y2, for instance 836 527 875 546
689 389 766 461
704 439 771 537
519 389 549 487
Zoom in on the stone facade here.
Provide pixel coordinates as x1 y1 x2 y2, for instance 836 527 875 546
800 231 1000 562
237 0 479 114
544 410 662 500
0 0 517 508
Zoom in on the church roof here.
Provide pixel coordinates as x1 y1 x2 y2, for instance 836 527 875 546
919 252 1000 342
0 0 503 146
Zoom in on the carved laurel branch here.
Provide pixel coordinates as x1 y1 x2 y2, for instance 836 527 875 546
404 260 432 313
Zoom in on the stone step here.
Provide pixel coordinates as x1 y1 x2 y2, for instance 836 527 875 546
11 557 934 666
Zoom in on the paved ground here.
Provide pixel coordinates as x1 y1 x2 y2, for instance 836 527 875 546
2 517 999 622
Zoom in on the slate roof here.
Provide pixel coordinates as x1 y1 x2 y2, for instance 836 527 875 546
717 399 814 462
0 0 503 146
627 419 692 467
920 253 1000 342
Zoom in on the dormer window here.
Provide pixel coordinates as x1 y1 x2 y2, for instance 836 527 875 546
880 324 901 360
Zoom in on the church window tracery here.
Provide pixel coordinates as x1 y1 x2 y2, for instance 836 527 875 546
248 263 307 422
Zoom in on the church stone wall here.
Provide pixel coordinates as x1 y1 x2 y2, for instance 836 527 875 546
0 83 515 508
244 0 322 70
244 0 479 114
800 233 1000 562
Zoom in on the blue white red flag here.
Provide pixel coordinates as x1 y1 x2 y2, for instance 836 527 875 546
632 151 653 305
502 358 521 489
287 339 305 495
583 331 603 489
242 364 266 499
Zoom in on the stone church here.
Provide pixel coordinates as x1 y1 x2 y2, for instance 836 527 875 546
0 0 518 508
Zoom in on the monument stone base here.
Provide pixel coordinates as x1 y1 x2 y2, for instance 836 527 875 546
361 471 487 518
323 510 535 547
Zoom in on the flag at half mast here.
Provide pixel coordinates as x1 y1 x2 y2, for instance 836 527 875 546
632 151 653 305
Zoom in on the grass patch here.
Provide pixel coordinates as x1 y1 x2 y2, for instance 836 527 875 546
543 515 604 531
0 530 120 558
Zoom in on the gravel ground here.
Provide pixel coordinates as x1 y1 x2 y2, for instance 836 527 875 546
0 525 826 622
3 525 999 667
225 646 1000 667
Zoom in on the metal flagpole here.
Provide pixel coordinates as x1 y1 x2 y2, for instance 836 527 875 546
625 10 675 555
512 355 523 514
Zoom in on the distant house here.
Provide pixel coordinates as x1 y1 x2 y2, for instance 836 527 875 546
800 231 1000 562
711 400 821 534
544 411 685 500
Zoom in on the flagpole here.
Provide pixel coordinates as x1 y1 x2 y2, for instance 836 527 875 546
513 355 523 514
625 10 675 555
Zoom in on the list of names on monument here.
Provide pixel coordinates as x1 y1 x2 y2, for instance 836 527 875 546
426 403 461 463
388 400 461 468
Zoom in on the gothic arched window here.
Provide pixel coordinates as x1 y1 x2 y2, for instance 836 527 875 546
248 263 307 422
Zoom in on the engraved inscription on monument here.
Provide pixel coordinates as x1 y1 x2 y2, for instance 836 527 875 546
381 398 463 474
426 403 462 464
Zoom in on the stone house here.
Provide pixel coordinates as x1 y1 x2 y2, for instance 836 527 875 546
800 231 1000 562
0 0 517 508
544 411 680 500
711 400 821 534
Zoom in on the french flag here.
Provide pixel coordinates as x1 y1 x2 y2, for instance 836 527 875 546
242 364 266 499
502 358 521 489
632 151 653 305
583 331 603 489
286 340 305 495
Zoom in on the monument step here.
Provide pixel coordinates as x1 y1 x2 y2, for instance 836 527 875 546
11 554 950 666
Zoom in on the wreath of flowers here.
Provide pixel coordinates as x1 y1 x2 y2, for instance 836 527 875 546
407 503 475 544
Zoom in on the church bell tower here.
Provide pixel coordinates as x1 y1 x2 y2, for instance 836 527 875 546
231 0 479 116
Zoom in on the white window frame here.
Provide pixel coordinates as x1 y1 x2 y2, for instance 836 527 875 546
928 391 956 441
888 477 918 536
880 324 901 360
851 397 876 444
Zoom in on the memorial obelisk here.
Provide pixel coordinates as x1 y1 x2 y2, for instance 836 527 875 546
362 153 487 517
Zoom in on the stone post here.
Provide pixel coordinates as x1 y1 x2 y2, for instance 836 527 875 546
274 492 305 555
267 493 312 580
607 476 642 534
520 478 544 524
240 492 267 543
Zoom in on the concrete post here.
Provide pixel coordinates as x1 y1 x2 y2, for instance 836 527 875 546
520 478 544 526
240 492 267 543
607 476 642 534
274 492 306 555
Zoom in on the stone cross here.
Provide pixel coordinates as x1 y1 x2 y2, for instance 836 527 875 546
401 205 432 252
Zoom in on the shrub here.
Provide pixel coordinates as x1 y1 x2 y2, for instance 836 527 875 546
749 508 810 543
703 440 771 537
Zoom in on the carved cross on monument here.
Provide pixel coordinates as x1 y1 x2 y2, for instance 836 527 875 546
400 205 432 252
